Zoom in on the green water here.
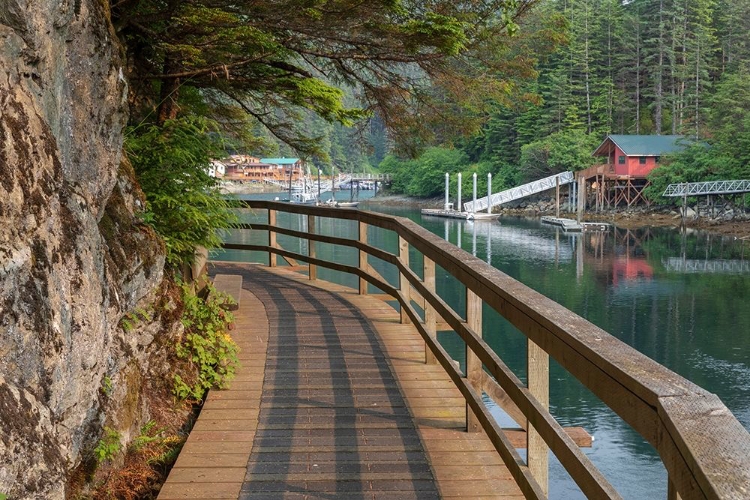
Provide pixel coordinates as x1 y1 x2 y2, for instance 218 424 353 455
217 194 750 499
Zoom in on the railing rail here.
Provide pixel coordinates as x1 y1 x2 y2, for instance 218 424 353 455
224 200 750 499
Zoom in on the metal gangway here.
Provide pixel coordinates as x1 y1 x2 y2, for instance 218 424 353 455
463 171 574 213
663 179 750 197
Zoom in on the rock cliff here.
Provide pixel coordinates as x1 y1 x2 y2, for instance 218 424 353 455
0 1 173 497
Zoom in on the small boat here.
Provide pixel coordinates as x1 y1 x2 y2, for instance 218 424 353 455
322 199 359 208
290 191 317 204
336 201 359 208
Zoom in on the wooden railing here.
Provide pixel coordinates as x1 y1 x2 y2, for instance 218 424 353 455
223 200 750 500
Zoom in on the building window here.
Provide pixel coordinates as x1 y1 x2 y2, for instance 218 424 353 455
618 156 626 164
639 156 647 164
655 156 661 163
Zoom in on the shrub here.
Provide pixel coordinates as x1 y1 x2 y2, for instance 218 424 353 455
125 116 239 269
173 282 239 400
94 427 122 465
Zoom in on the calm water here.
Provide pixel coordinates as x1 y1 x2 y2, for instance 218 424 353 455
217 193 750 499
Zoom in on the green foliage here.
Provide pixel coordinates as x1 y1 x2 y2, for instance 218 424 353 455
408 148 469 197
94 427 122 465
173 283 239 400
644 143 726 202
518 130 597 183
644 72 750 202
101 376 113 397
125 117 239 269
119 307 152 333
114 0 539 155
129 421 184 472
379 148 470 198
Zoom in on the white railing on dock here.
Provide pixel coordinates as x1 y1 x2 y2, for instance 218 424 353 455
663 179 750 197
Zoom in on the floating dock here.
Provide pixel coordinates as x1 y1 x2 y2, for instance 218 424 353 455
540 216 583 232
421 208 500 221
541 216 611 232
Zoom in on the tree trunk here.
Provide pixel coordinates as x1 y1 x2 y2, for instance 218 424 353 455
654 0 665 135
157 58 180 125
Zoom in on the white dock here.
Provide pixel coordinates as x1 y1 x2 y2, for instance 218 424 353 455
540 216 583 232
421 208 500 221
541 217 611 232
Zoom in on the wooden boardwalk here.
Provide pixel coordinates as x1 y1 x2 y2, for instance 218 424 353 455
159 263 522 499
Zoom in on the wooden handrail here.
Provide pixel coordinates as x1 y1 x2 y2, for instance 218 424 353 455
226 200 750 499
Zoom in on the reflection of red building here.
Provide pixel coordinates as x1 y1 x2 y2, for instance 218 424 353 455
612 256 653 286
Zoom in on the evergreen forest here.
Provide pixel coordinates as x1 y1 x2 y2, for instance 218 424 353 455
113 0 750 267
374 0 750 199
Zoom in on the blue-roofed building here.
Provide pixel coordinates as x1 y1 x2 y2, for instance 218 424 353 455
260 157 305 181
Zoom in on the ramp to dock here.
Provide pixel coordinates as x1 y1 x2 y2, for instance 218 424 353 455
158 263 523 499
463 171 574 213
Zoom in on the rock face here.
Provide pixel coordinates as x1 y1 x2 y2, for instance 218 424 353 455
0 2 170 497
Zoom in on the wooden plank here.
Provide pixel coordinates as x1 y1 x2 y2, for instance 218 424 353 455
307 214 316 280
466 289 482 433
398 235 410 324
482 372 527 431
211 274 242 311
527 339 550 496
268 208 277 267
232 265 524 499
230 202 750 500
423 257 437 365
359 221 368 294
158 288 268 500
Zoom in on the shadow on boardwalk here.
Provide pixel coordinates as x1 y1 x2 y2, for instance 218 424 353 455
217 263 439 500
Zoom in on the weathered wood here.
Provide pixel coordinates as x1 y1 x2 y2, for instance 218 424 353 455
231 201 750 500
157 288 267 500
398 235 410 324
200 264 524 499
268 208 277 267
505 427 592 448
225 235 624 498
482 372 527 430
466 289 482 433
211 274 242 311
359 221 368 294
307 214 316 280
423 257 437 365
527 339 549 496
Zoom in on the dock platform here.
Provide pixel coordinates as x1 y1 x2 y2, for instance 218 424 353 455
421 208 500 221
158 263 526 499
540 216 583 232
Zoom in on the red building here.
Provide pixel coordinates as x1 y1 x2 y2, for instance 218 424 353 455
581 135 688 208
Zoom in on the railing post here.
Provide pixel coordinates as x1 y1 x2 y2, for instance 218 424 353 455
359 221 368 294
423 256 437 364
398 235 410 323
308 214 316 280
527 339 549 496
268 208 277 267
667 476 682 500
466 289 482 432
